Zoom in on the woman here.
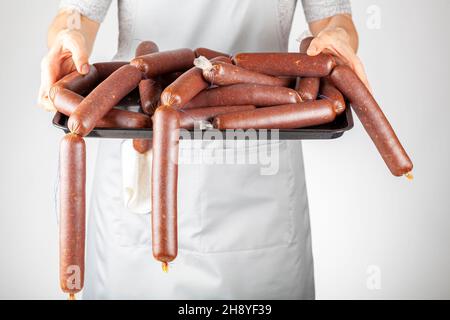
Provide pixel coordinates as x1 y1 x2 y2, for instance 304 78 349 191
38 0 368 299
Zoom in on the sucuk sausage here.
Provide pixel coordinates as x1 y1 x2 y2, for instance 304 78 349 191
135 40 160 153
319 77 346 115
68 64 142 136
93 61 128 81
184 84 302 109
160 67 209 109
280 77 297 88
136 42 161 116
159 72 183 88
330 65 413 177
295 77 320 101
133 139 152 154
295 37 320 101
135 40 159 57
138 78 162 115
49 87 151 129
100 108 151 129
194 47 230 60
194 56 292 87
299 36 313 53
210 56 233 64
59 133 86 300
233 52 336 77
130 48 195 78
179 105 256 129
53 66 99 96
152 106 180 272
213 100 336 130
118 88 141 107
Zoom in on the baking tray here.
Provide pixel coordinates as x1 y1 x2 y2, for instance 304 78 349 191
52 101 353 140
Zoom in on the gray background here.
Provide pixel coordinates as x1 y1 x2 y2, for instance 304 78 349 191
0 0 449 299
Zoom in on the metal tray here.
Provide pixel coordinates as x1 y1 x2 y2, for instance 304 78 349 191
52 102 353 140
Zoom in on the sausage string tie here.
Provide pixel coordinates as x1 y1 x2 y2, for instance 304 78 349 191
405 172 414 180
193 55 216 87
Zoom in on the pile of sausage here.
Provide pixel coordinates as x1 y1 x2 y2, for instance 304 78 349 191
52 39 413 299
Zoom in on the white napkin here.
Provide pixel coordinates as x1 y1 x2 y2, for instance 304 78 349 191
121 140 152 214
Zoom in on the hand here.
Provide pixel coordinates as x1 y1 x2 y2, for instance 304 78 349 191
38 29 90 111
306 27 372 92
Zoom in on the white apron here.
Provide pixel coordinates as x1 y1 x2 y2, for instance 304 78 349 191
83 0 314 299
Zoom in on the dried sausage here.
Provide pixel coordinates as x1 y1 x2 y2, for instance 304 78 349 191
59 133 86 300
68 64 142 136
184 84 301 109
330 65 413 177
130 49 195 78
233 52 335 77
213 101 335 130
152 106 180 272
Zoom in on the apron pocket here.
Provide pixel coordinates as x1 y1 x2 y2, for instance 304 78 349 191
113 141 206 249
113 140 296 252
116 143 152 247
89 139 152 248
196 140 296 253
115 210 152 247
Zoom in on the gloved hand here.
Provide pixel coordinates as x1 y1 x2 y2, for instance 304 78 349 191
307 26 372 92
38 10 99 111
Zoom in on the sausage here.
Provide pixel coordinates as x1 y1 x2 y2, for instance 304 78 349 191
184 84 301 109
134 40 160 153
49 86 85 116
152 106 180 272
59 133 86 300
135 40 159 57
179 105 256 129
194 47 230 60
130 48 195 78
210 56 233 64
159 61 228 86
194 56 291 87
68 64 143 136
295 77 320 101
319 77 346 115
100 108 151 129
53 66 99 96
160 67 209 109
330 65 413 177
233 52 336 77
295 37 320 101
136 41 161 115
138 78 162 115
280 77 296 88
93 61 128 81
159 72 183 88
213 100 336 130
135 41 160 151
118 89 140 106
299 36 313 53
50 87 151 129
133 139 152 154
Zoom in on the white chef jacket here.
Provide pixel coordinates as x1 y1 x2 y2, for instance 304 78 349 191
57 0 355 300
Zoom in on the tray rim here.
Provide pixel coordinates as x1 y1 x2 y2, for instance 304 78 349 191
52 103 354 140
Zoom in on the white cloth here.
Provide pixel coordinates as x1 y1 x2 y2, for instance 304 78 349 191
121 140 152 214
74 0 315 299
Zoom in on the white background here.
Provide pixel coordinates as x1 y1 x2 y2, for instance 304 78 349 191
0 0 449 299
